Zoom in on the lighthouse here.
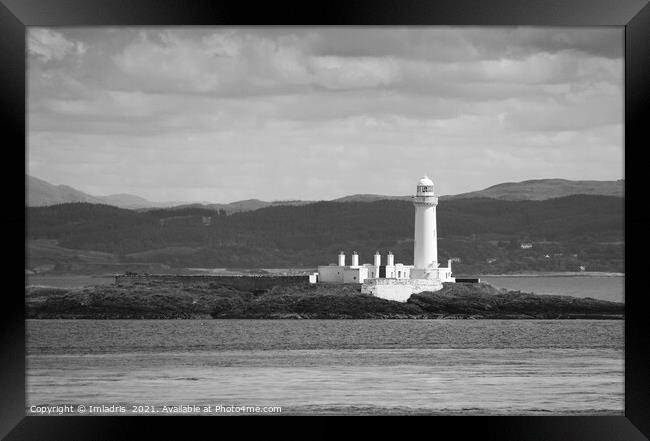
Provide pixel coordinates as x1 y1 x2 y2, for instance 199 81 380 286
412 176 438 279
314 175 454 301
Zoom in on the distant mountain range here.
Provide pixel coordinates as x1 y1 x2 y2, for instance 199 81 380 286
171 195 412 213
27 175 624 211
337 179 624 202
27 176 181 209
447 178 624 201
170 199 314 214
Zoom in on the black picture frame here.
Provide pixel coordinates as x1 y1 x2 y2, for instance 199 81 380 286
2 0 648 439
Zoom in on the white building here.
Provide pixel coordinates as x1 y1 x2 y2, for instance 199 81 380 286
312 176 455 302
316 251 413 285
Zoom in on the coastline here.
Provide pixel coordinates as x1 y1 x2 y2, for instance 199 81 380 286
474 272 624 278
25 280 624 320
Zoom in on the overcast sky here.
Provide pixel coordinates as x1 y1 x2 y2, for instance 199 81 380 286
27 27 623 203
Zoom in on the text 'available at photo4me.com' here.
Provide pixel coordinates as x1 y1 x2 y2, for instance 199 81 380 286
28 404 283 415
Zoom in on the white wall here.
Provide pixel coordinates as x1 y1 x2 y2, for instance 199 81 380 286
318 265 344 283
363 263 412 279
438 267 455 283
343 267 367 283
410 262 455 283
394 264 411 279
414 204 438 269
318 262 416 284
363 281 413 302
362 278 444 301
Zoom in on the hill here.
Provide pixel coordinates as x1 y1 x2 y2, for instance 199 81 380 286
332 194 411 203
27 175 106 206
27 176 624 212
26 195 624 274
27 175 177 209
446 179 624 201
27 175 313 212
151 178 626 209
95 193 173 209
168 199 315 214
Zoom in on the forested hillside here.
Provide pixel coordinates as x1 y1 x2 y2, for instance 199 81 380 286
27 195 624 274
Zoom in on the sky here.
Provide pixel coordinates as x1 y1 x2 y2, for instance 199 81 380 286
27 27 624 203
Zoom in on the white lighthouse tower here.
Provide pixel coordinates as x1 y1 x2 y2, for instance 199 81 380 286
316 175 454 300
412 176 440 280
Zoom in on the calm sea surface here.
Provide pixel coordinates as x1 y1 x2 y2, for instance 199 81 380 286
27 319 623 415
481 275 624 302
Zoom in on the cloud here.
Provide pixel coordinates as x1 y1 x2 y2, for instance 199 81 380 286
27 27 624 201
28 28 86 62
111 31 405 94
302 27 623 61
103 28 622 104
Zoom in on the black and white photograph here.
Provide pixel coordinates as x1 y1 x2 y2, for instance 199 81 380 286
25 26 625 416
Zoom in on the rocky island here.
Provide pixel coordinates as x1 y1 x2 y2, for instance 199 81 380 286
26 279 623 320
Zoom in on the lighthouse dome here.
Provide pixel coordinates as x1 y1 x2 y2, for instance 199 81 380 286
416 175 435 196
418 176 434 186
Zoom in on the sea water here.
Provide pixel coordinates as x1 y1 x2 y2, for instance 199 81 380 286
481 275 624 303
26 319 623 415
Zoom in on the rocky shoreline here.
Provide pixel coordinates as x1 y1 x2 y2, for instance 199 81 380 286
25 279 624 320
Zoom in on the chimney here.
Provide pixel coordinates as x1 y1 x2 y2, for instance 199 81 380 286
338 251 345 267
351 251 359 267
387 251 394 266
374 251 381 267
